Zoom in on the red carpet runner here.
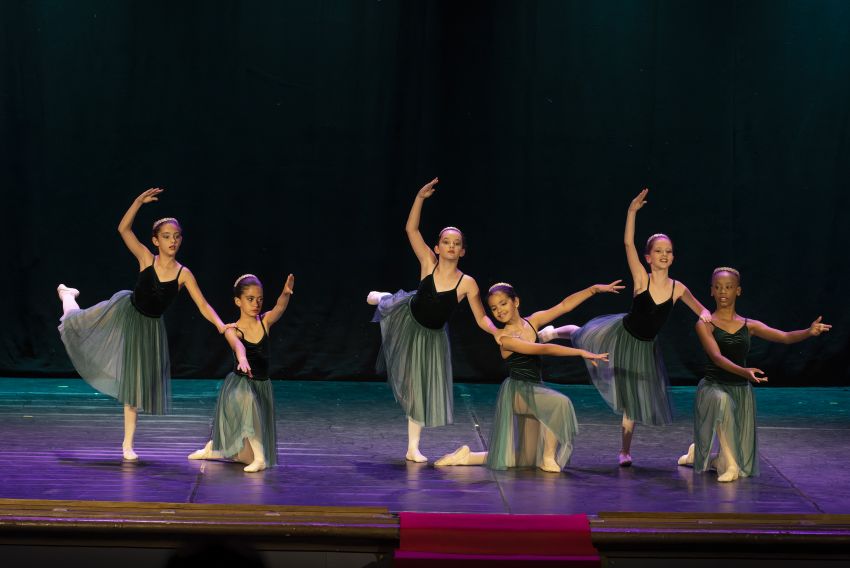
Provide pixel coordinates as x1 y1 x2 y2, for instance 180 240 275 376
395 512 600 567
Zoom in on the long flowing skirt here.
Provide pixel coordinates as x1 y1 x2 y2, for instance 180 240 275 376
571 314 672 426
693 378 758 477
211 372 278 466
373 290 452 427
59 290 170 414
486 378 578 470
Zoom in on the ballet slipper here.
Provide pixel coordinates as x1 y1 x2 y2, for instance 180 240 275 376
188 441 214 460
367 291 391 305
717 465 740 483
537 325 558 343
539 457 562 473
405 449 428 463
243 459 267 473
618 452 632 467
57 284 80 299
122 445 139 462
435 445 470 466
709 453 727 473
678 443 695 466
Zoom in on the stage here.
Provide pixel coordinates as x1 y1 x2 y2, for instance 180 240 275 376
1 378 849 566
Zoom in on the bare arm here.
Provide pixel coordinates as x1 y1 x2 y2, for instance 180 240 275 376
625 188 649 293
465 277 498 335
527 280 624 330
499 336 609 365
748 316 831 344
262 274 295 329
223 328 251 377
118 188 162 268
180 268 226 333
695 321 766 383
678 283 712 322
405 178 439 271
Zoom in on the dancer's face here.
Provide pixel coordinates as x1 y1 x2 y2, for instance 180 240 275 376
433 230 465 261
710 272 741 309
644 238 674 270
488 291 519 324
152 223 183 256
235 285 264 317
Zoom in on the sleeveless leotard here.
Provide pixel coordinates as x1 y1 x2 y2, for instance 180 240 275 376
233 322 271 381
131 263 183 317
622 280 676 341
704 321 750 384
409 265 464 329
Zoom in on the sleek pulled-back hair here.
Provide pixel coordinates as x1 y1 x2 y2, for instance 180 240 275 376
644 233 673 255
438 226 466 248
487 282 518 301
232 274 263 298
152 217 182 237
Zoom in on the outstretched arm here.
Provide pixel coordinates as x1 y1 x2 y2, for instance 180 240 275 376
749 316 831 344
405 178 439 271
527 280 624 330
625 188 649 293
263 274 295 329
500 336 608 365
679 283 712 322
695 321 766 384
118 188 161 268
180 268 226 333
223 328 252 377
466 277 499 335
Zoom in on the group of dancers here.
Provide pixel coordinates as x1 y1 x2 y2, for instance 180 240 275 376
56 183 831 481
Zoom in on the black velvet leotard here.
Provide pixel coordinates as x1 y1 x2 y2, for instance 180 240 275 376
233 322 270 381
704 322 750 385
130 264 183 317
504 322 543 384
409 265 464 330
622 281 676 341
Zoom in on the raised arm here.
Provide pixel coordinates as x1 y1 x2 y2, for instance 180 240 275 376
465 277 499 335
625 188 649 293
695 321 766 384
118 188 162 268
527 280 624 330
678 283 712 322
748 316 831 344
179 268 226 333
500 336 608 365
223 327 252 377
406 178 439 271
262 274 295 329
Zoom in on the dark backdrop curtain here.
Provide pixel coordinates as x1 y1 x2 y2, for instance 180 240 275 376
1 1 848 385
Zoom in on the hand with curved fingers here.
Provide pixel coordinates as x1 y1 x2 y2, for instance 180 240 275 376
220 322 239 334
593 279 625 295
537 325 558 343
135 187 164 205
808 316 832 337
583 350 609 367
283 274 295 296
699 309 712 323
628 188 649 213
236 356 253 379
417 177 439 199
745 368 767 384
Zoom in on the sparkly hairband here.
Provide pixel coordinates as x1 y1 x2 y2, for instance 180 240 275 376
152 217 179 230
488 282 514 292
440 226 462 235
646 232 670 245
233 273 258 287
712 266 741 278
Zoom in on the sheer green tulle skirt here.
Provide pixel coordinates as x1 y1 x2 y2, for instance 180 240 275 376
486 378 578 470
211 372 278 466
373 290 453 427
58 290 170 414
693 378 758 477
571 314 672 426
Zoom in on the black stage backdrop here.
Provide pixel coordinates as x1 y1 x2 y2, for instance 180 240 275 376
1 1 848 385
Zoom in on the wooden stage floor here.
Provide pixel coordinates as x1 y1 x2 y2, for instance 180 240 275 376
1 378 848 515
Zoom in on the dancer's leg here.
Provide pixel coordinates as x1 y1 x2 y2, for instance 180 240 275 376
188 440 224 460
620 416 635 466
57 284 80 317
122 405 139 461
435 445 487 466
243 437 267 472
367 291 391 305
406 418 427 462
